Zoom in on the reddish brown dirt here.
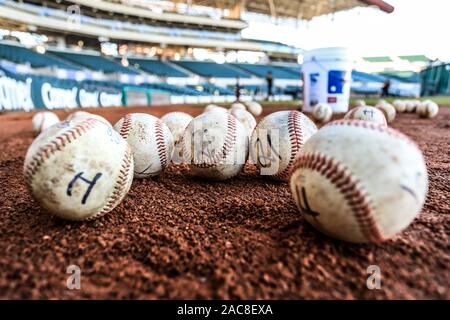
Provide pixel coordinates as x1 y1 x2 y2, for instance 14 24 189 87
0 104 448 299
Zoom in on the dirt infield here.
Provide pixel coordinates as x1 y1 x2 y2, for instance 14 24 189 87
0 104 448 299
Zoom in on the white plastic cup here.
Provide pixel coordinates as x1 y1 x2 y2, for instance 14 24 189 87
302 47 353 113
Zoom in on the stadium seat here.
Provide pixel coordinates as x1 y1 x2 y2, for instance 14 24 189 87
0 42 81 70
173 60 251 78
232 63 300 79
128 58 188 77
49 50 140 75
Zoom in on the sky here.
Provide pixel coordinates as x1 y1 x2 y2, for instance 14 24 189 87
241 0 449 61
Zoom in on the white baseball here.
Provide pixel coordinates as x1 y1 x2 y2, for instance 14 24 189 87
416 100 439 118
114 113 174 179
393 100 406 113
66 111 111 127
344 106 387 126
376 102 396 123
289 119 428 243
229 108 257 137
230 102 246 112
312 103 333 123
204 104 227 114
250 110 317 181
405 100 417 113
354 99 366 107
66 111 90 120
32 111 60 134
181 112 248 180
245 101 263 116
161 111 193 162
23 118 134 221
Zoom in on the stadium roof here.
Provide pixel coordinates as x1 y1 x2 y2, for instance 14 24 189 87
399 55 431 63
192 0 394 20
363 55 431 63
364 56 393 62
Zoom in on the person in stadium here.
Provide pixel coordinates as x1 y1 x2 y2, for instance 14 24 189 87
235 76 241 101
381 79 391 97
266 71 274 100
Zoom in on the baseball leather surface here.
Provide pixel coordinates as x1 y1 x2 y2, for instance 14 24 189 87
161 111 193 162
344 106 387 126
228 108 257 137
114 113 174 178
376 102 396 123
24 118 134 220
245 101 263 116
393 100 406 113
204 104 227 114
31 111 60 134
181 112 248 180
250 110 317 181
66 111 112 127
290 119 428 243
417 100 439 118
312 103 333 123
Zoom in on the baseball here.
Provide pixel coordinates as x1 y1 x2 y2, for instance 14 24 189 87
250 110 317 181
413 100 423 111
405 100 417 113
245 101 263 116
312 103 333 123
230 102 246 112
376 102 396 123
289 119 428 243
204 104 227 114
66 111 111 127
354 99 366 107
23 118 134 221
228 108 257 137
393 100 406 113
161 111 193 162
344 106 387 126
31 111 60 134
181 111 248 180
114 113 174 179
66 111 90 120
417 100 439 118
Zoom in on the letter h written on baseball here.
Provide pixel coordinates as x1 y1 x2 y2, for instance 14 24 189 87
66 172 102 204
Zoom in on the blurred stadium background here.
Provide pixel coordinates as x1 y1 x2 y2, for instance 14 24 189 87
0 0 448 111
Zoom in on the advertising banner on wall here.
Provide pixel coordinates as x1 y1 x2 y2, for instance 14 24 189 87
0 70 124 111
0 75 34 111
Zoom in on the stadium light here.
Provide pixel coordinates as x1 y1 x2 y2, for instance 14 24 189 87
121 57 129 67
35 45 46 54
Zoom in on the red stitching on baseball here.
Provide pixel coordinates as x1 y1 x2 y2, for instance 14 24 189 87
291 152 386 243
346 108 357 119
155 119 168 169
119 114 132 139
192 114 237 168
273 110 303 181
23 118 99 186
89 146 133 220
